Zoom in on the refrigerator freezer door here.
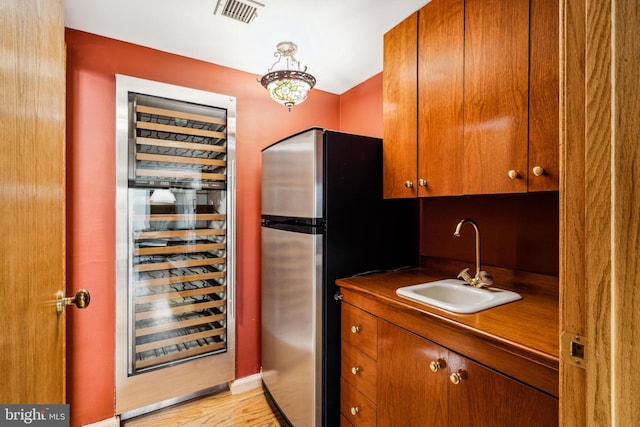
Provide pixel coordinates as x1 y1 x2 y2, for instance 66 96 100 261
261 226 323 426
262 129 323 219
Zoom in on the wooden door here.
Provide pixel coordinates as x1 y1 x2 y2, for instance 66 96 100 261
0 0 67 403
447 352 558 426
417 0 464 196
560 0 640 425
382 12 418 199
463 0 529 194
377 320 448 426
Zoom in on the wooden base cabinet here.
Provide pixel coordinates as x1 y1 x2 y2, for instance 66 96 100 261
340 292 558 426
340 303 378 426
377 320 558 427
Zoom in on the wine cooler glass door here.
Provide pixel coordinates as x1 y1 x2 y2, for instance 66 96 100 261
115 75 235 416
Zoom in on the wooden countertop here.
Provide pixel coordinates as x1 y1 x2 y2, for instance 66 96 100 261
336 266 559 397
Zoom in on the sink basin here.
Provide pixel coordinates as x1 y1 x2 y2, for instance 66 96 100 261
396 279 522 314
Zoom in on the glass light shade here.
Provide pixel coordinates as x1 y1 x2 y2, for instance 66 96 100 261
260 70 316 111
259 42 316 111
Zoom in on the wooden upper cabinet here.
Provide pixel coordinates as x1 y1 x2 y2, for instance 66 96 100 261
528 0 559 191
418 0 464 196
383 0 559 197
463 0 530 194
383 12 418 199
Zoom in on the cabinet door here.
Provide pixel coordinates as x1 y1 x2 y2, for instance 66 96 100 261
417 0 464 196
383 12 418 199
528 0 559 191
378 320 449 426
463 0 530 194
447 352 558 426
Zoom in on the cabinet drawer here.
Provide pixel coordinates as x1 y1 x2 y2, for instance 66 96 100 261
340 378 376 427
342 303 377 359
341 341 377 402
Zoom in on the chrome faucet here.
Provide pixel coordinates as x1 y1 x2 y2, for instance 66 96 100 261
453 219 494 288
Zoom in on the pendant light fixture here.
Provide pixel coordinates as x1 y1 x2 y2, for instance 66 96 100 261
258 41 316 111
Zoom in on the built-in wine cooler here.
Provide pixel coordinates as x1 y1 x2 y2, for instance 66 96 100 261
115 75 235 417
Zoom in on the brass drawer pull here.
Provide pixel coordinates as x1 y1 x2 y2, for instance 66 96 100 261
450 370 467 385
429 359 446 372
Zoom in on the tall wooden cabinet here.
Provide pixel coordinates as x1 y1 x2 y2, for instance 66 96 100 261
382 12 418 198
383 0 559 198
418 0 465 196
527 0 560 192
462 0 530 194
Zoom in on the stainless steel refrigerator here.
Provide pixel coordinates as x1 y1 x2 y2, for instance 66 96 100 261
261 128 417 426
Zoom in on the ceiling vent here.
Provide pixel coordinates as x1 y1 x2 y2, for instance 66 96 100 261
214 0 265 24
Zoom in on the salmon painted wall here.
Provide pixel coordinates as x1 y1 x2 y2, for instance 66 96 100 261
339 73 383 138
65 29 340 426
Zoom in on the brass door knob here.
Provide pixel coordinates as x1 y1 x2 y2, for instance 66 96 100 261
404 180 414 188
56 289 91 313
532 166 545 176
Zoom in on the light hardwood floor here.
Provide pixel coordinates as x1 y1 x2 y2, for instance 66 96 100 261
122 387 288 426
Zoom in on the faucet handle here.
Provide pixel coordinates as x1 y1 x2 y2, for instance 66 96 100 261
477 270 494 287
457 268 475 286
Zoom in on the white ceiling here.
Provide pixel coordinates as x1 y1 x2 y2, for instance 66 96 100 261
64 0 428 95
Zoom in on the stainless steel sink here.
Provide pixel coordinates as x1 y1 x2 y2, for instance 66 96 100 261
396 279 521 314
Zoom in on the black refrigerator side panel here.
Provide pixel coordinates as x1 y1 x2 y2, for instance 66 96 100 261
324 131 418 277
321 131 418 426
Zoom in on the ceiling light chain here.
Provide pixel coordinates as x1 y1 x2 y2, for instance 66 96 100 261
258 41 316 112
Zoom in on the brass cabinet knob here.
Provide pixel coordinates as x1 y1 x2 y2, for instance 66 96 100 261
418 179 428 187
56 289 91 314
350 325 360 334
351 366 360 375
532 166 545 176
404 180 414 188
507 169 520 180
429 360 445 372
449 371 466 385
350 406 360 416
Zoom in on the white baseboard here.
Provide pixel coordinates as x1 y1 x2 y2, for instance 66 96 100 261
228 373 262 395
83 416 120 427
